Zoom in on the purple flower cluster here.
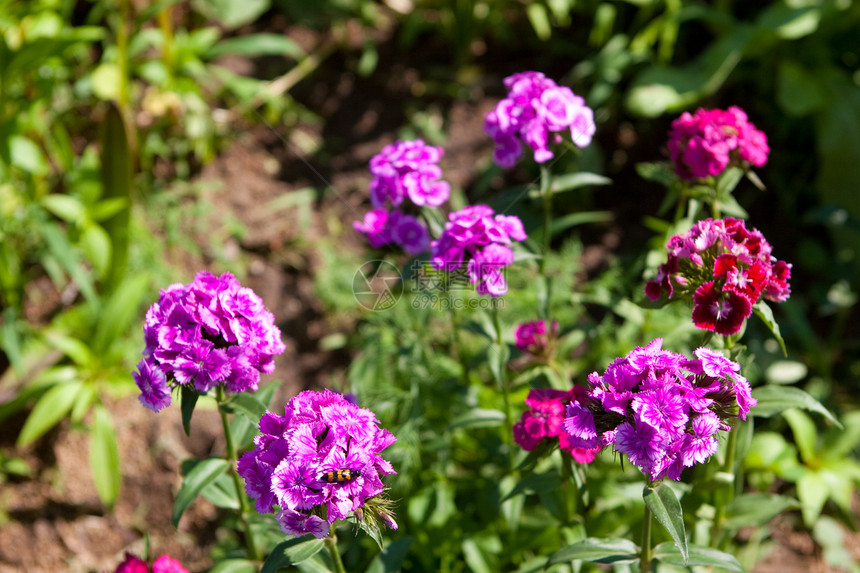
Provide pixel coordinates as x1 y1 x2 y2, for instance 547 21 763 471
645 218 791 336
563 339 755 481
668 106 769 180
430 205 527 296
237 390 397 539
132 272 286 412
354 140 450 256
485 71 595 168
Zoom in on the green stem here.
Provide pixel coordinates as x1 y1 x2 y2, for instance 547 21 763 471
640 501 653 572
449 292 469 385
216 387 261 562
324 534 348 573
493 305 514 473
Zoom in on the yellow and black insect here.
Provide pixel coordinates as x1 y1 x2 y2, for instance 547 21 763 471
322 469 361 484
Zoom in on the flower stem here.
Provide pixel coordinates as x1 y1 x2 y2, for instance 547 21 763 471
493 305 515 473
640 501 653 572
324 534 348 573
216 387 261 561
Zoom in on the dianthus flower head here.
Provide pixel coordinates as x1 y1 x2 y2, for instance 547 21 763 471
133 272 286 412
369 139 450 208
429 205 527 297
485 71 595 168
668 106 769 180
562 338 754 481
645 218 791 336
353 208 430 256
112 553 188 573
514 386 599 463
237 389 397 539
514 319 560 363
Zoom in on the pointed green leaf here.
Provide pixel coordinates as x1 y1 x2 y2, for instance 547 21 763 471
487 343 509 386
782 409 818 464
172 458 230 527
546 172 612 195
797 470 829 527
501 471 562 502
546 537 639 565
261 536 326 572
549 211 613 238
751 385 840 426
92 272 150 354
207 33 304 59
208 559 258 573
643 483 687 563
16 380 83 446
41 194 87 224
90 404 121 508
99 102 133 293
200 472 241 510
752 300 787 356
448 408 506 430
43 330 93 367
723 493 799 531
180 385 199 436
220 391 269 421
652 542 743 571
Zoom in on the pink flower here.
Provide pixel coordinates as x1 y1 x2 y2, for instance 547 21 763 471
514 320 548 351
515 387 599 462
667 106 769 180
115 553 148 573
152 555 189 573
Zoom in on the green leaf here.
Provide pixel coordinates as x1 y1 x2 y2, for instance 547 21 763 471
10 135 49 176
643 482 687 563
207 33 305 59
501 471 563 502
99 102 133 293
723 493 799 531
526 3 552 40
16 380 83 446
0 307 24 376
220 391 270 422
41 194 86 224
365 537 413 573
756 3 820 39
462 538 493 573
43 330 93 367
92 272 149 354
172 458 230 527
545 172 612 195
549 211 614 238
180 385 199 436
208 559 258 573
487 343 509 386
783 408 818 464
636 162 677 187
751 385 840 426
80 224 112 279
448 408 506 430
191 0 271 29
546 537 639 565
752 300 787 356
91 62 123 101
91 197 130 222
652 542 743 571
200 472 241 510
39 220 98 306
90 404 121 508
261 536 326 572
797 470 829 526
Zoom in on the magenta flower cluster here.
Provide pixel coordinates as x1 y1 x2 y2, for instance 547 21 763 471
563 339 755 481
668 106 769 180
484 71 595 168
514 387 599 464
132 271 286 412
237 390 397 539
645 218 791 336
354 140 450 256
113 553 188 573
430 205 527 296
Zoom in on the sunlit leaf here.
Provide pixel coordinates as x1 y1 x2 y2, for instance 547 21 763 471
643 482 687 563
652 542 743 571
172 458 230 527
261 536 325 572
546 537 639 565
90 404 121 508
16 380 84 446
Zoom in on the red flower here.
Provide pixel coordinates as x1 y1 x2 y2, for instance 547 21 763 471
692 282 752 336
713 254 767 301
